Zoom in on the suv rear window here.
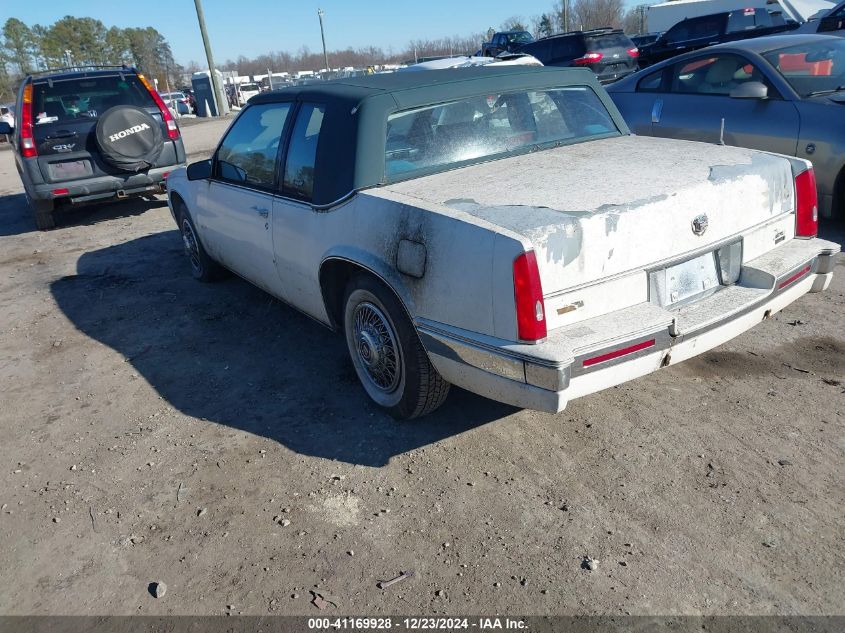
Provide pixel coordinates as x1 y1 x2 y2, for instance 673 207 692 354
727 8 773 32
585 33 634 49
32 75 155 125
664 16 724 44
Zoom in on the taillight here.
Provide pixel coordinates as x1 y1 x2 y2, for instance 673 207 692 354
574 52 603 65
20 83 37 158
795 168 818 238
513 251 546 342
137 73 180 141
628 47 640 58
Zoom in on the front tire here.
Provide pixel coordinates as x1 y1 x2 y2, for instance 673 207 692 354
343 274 450 419
176 203 223 282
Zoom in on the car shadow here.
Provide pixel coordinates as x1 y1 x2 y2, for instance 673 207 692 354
0 192 167 237
50 231 516 467
819 218 845 245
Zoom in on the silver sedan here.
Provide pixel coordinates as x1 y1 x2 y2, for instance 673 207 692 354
607 34 845 219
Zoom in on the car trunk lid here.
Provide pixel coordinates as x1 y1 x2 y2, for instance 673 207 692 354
382 134 795 303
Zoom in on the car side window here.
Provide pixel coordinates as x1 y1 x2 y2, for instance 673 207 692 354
216 102 291 189
637 69 665 92
283 104 325 202
670 55 774 96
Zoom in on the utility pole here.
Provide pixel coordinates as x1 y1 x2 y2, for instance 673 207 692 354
561 0 570 32
318 8 330 78
193 0 223 116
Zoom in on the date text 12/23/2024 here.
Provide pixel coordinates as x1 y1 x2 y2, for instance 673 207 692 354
308 618 527 630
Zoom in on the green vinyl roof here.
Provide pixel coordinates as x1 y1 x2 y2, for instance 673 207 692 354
248 66 628 206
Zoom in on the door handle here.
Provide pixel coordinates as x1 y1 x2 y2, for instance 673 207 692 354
651 99 663 124
251 205 269 218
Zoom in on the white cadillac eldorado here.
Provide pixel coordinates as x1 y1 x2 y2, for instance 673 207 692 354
166 66 839 418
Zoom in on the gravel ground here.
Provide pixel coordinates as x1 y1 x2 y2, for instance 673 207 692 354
0 119 843 616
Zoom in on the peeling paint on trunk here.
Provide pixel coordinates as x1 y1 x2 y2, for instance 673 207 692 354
382 135 796 294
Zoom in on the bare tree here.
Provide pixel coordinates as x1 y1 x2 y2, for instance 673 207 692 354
500 16 528 31
623 5 649 34
555 0 573 32
571 0 625 30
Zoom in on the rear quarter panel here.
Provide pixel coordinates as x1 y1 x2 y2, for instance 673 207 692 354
274 189 527 340
796 100 845 216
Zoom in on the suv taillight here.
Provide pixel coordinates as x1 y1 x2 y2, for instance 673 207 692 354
574 52 603 65
513 251 546 342
795 168 818 238
137 73 180 141
20 83 37 158
628 47 640 58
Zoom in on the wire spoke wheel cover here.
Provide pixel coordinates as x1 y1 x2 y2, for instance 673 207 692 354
181 218 202 275
352 302 402 393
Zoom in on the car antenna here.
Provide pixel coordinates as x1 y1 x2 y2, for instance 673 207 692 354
719 118 725 145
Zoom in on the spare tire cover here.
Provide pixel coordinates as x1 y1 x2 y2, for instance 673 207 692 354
95 105 164 172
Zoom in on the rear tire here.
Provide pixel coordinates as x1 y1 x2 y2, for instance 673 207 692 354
343 273 450 419
176 203 223 282
27 194 55 231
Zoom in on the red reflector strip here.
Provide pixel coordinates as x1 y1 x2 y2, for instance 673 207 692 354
583 339 656 368
777 265 811 290
52 188 69 196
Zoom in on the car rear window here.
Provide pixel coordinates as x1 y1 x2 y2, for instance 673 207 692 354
664 17 723 43
385 86 619 180
727 8 773 32
585 33 634 49
32 75 155 125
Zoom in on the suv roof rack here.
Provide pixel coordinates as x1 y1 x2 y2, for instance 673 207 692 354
537 27 620 41
28 64 134 78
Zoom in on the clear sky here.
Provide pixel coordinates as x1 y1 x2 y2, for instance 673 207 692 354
2 0 565 65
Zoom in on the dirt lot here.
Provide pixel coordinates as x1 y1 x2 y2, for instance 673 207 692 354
0 119 843 617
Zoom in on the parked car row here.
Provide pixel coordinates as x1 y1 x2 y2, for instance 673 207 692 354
482 28 642 83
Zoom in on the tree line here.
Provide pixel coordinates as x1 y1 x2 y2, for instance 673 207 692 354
1 16 181 101
1 2 649 100
219 1 648 76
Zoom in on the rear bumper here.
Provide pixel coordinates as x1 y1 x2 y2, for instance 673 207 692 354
30 166 173 204
418 237 840 413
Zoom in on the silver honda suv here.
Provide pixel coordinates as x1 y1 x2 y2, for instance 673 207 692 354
0 65 186 230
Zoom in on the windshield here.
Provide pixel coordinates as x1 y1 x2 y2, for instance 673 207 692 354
32 75 154 124
763 39 845 97
241 83 259 92
508 31 534 44
385 86 619 180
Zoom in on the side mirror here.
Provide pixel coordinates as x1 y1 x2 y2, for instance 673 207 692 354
730 81 768 99
0 121 12 135
186 158 212 181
